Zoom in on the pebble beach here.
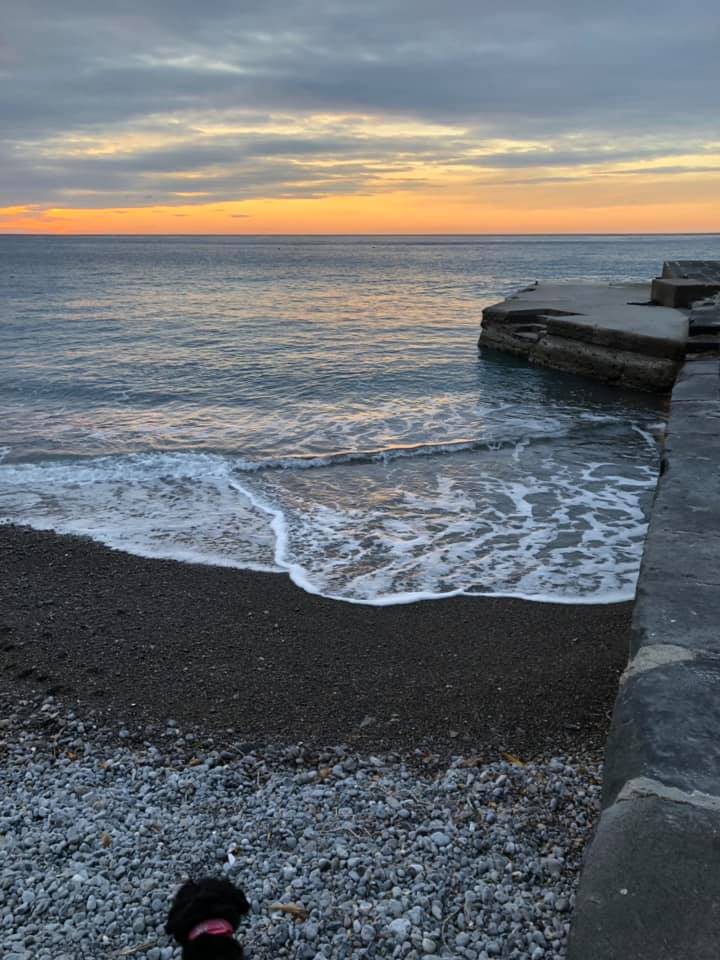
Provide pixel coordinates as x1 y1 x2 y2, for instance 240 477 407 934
1 693 601 960
0 523 629 958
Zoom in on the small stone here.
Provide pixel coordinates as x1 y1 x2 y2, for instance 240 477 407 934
422 937 437 953
387 899 403 917
389 918 411 940
430 831 451 847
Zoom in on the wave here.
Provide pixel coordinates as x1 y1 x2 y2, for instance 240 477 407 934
0 420 659 608
233 438 494 473
228 420 646 475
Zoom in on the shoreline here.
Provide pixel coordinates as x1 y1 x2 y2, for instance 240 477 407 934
1 522 631 759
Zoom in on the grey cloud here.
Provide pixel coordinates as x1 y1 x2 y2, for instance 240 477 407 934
459 145 705 169
2 0 719 208
0 122 445 206
0 142 406 207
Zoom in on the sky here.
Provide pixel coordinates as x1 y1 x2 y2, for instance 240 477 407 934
1 0 719 234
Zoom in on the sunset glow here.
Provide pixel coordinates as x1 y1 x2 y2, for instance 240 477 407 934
2 3 718 234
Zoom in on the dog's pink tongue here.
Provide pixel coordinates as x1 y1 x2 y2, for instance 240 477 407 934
187 918 235 941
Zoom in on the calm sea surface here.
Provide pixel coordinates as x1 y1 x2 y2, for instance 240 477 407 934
2 234 719 604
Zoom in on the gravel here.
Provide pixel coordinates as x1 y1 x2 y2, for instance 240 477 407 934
0 696 602 959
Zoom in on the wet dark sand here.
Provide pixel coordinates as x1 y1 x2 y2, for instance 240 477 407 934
0 524 631 759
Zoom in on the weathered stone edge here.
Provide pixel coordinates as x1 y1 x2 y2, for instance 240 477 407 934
567 357 720 959
479 287 688 391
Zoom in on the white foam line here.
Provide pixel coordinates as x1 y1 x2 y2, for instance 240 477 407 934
228 478 636 608
631 424 662 451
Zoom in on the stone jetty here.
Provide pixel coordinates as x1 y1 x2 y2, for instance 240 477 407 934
478 267 720 390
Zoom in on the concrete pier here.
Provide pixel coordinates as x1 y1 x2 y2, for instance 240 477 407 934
480 282 688 391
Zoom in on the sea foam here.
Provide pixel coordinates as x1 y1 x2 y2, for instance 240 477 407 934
0 433 657 605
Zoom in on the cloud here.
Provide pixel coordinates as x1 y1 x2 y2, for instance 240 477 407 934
1 1 719 210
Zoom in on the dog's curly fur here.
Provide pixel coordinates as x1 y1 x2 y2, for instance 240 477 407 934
166 878 249 958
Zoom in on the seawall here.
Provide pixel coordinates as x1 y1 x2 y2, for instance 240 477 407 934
566 354 720 959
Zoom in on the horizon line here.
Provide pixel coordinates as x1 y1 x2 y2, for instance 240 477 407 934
2 231 720 238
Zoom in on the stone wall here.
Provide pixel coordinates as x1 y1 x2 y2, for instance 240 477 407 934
567 357 720 959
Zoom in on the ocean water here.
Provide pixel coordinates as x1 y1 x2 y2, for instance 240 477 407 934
2 234 719 605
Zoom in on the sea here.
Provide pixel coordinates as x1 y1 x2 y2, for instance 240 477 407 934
2 234 719 606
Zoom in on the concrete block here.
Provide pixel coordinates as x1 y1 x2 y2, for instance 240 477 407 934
650 490 720 536
675 358 720 379
639 526 720 586
662 260 720 282
689 312 720 336
663 398 720 435
568 795 720 960
685 337 720 355
651 277 720 309
647 435 720 533
603 658 720 804
632 576 720 655
670 370 720 400
660 427 720 475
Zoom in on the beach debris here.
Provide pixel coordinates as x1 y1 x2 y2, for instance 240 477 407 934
269 902 308 922
118 941 157 956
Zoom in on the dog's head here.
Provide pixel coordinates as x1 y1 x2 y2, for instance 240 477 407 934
166 877 249 958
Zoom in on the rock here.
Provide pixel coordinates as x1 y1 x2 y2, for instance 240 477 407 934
389 918 412 940
430 831 451 847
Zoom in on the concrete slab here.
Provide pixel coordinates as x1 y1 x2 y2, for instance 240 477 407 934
568 795 720 960
480 282 688 390
484 282 687 357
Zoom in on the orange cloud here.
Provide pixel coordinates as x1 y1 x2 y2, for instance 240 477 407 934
2 169 719 235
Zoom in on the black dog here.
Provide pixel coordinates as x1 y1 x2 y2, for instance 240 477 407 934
166 878 250 958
